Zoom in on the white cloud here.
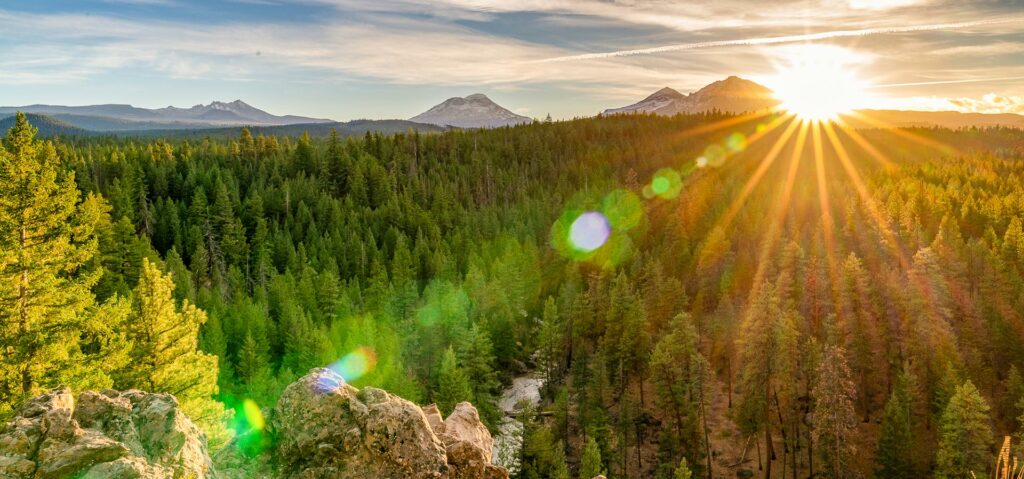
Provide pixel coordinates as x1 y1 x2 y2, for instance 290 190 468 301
845 0 925 10
947 94 1024 114
0 9 683 89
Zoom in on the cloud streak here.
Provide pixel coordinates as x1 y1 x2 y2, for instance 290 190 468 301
534 16 1024 63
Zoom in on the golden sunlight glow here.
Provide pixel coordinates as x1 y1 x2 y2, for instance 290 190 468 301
764 45 872 122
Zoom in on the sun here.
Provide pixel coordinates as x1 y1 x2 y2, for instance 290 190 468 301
764 45 872 122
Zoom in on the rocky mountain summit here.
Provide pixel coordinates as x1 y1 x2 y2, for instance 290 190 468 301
0 369 507 479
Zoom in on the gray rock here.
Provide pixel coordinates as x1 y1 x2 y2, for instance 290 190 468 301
274 369 509 479
274 368 448 479
0 388 214 479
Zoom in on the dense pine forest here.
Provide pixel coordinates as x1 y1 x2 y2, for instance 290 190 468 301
3 110 1024 478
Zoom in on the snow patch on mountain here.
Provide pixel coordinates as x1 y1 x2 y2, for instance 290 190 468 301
604 77 780 116
410 94 531 129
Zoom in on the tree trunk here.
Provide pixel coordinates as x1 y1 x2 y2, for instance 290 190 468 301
765 381 773 479
19 223 31 395
699 381 712 479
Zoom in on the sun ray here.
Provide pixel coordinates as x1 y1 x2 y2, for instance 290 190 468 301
747 119 810 303
812 121 843 315
716 115 800 231
839 110 957 156
831 118 897 169
669 109 778 142
821 121 908 269
821 121 987 335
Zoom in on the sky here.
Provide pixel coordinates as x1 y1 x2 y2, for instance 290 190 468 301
0 0 1022 121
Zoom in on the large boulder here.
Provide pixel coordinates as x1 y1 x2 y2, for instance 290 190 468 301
435 402 504 479
274 369 509 479
421 404 446 435
0 388 214 479
442 403 493 463
274 368 448 479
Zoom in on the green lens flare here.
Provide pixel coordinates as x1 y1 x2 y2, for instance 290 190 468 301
243 399 265 431
601 189 642 231
726 132 747 153
650 168 682 199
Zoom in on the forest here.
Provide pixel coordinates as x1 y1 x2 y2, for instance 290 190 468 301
2 110 1024 478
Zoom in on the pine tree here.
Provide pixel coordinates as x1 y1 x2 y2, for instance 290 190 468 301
119 258 230 449
236 332 268 386
935 380 992 479
812 345 858 479
579 436 605 479
539 296 563 384
874 369 916 479
436 346 472 415
650 313 706 471
674 458 693 479
458 323 500 427
735 284 797 478
551 445 570 479
0 113 126 414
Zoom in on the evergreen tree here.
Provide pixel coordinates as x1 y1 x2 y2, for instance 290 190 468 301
935 380 992 479
674 458 693 479
551 445 570 479
579 436 605 479
735 285 797 479
650 313 706 471
874 369 916 479
458 322 500 427
119 258 230 449
0 113 126 415
436 346 472 415
812 345 858 479
539 296 562 384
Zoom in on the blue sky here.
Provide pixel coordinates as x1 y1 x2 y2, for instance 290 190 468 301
1 0 1022 120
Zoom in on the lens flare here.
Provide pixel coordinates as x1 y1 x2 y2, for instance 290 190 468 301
242 399 265 431
601 190 642 231
328 347 378 382
704 144 727 167
568 211 611 252
726 132 747 153
650 168 683 199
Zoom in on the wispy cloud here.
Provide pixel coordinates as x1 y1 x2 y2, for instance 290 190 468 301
534 16 1024 62
0 9 680 89
947 94 1024 115
0 1 1021 118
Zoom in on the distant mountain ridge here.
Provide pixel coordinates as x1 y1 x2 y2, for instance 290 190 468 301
604 76 779 116
0 100 332 131
0 111 447 139
0 113 87 137
410 94 531 128
605 76 1024 129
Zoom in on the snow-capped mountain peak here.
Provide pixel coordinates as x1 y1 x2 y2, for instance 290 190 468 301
410 94 531 129
603 77 780 116
603 87 684 115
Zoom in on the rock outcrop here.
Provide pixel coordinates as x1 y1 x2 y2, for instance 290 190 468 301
273 368 508 479
434 402 504 479
0 388 213 479
1 370 508 479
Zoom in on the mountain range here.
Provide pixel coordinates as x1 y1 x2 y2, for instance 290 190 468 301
603 76 779 115
0 100 331 132
3 77 1023 137
409 93 531 128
